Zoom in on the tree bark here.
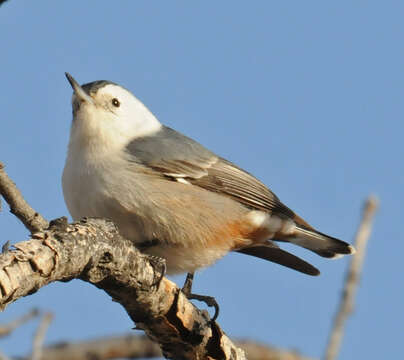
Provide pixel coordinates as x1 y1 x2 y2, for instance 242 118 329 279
0 217 246 359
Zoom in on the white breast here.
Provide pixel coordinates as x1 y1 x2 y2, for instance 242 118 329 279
62 134 130 218
62 150 109 220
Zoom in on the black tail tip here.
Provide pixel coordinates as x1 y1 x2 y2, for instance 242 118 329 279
316 244 356 259
347 244 356 255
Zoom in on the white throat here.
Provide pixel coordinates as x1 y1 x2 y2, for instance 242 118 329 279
67 84 162 156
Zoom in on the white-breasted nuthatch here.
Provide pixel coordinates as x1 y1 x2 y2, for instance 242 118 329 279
62 73 355 317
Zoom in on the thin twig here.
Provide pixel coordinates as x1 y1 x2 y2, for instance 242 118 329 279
0 162 49 233
31 313 54 360
0 308 39 338
324 195 379 360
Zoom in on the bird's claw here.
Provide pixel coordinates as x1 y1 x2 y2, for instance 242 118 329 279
181 272 220 322
186 293 220 322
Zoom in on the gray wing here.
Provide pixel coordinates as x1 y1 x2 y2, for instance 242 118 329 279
126 126 295 218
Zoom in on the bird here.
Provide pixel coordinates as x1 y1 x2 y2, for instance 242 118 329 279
62 72 355 320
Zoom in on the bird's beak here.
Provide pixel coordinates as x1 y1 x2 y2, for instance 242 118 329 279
65 72 93 104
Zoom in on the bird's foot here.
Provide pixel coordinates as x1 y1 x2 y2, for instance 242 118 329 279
186 293 220 322
181 272 220 322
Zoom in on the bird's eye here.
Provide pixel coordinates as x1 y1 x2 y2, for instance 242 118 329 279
112 98 120 107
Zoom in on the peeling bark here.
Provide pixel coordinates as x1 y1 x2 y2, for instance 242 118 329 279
0 217 245 360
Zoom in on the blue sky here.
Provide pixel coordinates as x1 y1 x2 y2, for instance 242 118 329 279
0 1 402 358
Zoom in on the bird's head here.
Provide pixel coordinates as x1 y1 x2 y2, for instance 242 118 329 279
65 73 161 152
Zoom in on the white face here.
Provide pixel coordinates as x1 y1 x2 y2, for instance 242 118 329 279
70 82 162 151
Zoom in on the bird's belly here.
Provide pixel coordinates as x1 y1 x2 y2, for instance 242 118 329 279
143 243 230 275
63 162 251 273
64 172 151 244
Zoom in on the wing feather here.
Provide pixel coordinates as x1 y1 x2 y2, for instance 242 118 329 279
126 126 294 218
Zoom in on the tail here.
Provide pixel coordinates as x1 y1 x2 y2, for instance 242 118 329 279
237 243 320 276
286 225 355 259
237 211 355 275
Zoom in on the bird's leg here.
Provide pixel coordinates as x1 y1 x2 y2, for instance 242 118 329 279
181 272 220 322
182 272 195 296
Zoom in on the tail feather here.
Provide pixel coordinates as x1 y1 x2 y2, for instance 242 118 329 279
237 243 320 276
287 226 355 259
238 211 355 275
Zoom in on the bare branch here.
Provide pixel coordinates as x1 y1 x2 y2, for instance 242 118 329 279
31 313 53 360
0 161 369 360
0 217 245 359
0 162 49 233
39 335 162 360
324 195 379 360
0 162 246 359
35 335 315 360
0 308 39 338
